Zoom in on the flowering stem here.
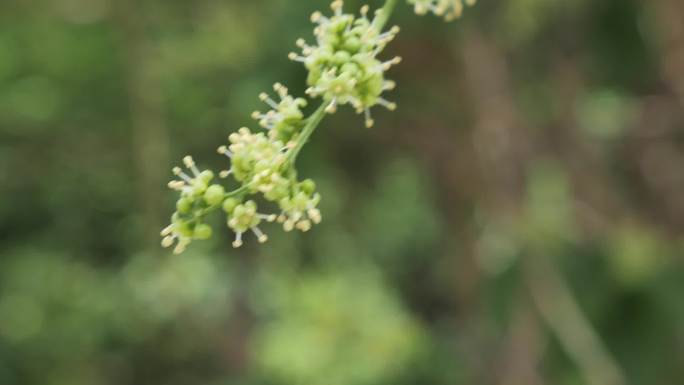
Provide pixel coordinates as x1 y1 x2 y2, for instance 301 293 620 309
220 102 326 199
217 102 326 202
375 0 399 30
286 102 328 165
225 184 251 199
163 0 412 252
221 0 403 202
284 0 400 168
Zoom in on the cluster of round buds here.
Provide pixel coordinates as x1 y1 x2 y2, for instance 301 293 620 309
277 179 322 233
162 156 226 254
251 83 308 144
213 125 325 246
217 127 290 199
222 199 276 248
289 0 401 128
407 0 476 21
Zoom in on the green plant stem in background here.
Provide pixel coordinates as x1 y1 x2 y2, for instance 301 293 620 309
375 0 399 30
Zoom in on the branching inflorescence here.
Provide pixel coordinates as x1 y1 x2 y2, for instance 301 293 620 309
408 0 477 21
162 0 475 254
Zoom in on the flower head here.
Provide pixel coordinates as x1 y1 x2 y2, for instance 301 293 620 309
223 199 276 248
218 127 290 197
289 0 401 127
277 179 322 233
162 156 224 253
251 83 308 144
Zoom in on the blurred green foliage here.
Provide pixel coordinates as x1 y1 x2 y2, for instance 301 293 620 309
1 0 683 384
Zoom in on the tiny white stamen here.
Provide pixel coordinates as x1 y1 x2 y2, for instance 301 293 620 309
161 225 174 236
259 214 277 222
377 97 397 111
232 232 243 248
325 99 338 113
308 208 322 224
296 220 312 232
365 108 374 128
252 226 268 243
161 236 174 248
168 181 185 190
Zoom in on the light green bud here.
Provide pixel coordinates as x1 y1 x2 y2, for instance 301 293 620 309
194 223 213 240
199 170 214 183
204 184 225 206
222 198 239 214
301 179 316 195
176 198 193 214
175 220 194 238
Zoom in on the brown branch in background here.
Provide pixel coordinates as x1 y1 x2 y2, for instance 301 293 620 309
381 33 490 382
458 28 540 385
114 0 170 251
460 30 529 215
546 57 630 236
639 0 684 233
653 0 684 105
549 53 684 238
457 28 628 385
497 303 545 385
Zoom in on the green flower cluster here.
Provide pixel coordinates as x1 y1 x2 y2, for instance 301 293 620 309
162 156 225 254
217 125 322 245
289 0 400 128
163 0 473 253
251 83 307 144
163 113 323 253
408 0 476 21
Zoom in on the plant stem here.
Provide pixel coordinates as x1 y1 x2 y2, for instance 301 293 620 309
225 184 251 199
375 0 399 31
286 102 328 165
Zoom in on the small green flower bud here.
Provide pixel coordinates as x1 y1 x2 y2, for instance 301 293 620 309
340 62 360 77
176 197 193 214
194 223 213 240
301 179 316 194
223 198 239 214
199 170 214 183
334 50 351 64
343 37 361 53
204 184 225 206
175 220 194 238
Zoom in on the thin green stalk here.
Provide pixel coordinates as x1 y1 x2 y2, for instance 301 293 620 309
225 184 251 199
374 0 399 31
286 102 328 165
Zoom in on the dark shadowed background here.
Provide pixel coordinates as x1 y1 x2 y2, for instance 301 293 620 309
1 0 683 384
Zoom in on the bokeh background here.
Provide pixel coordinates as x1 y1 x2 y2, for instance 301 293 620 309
1 0 683 384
